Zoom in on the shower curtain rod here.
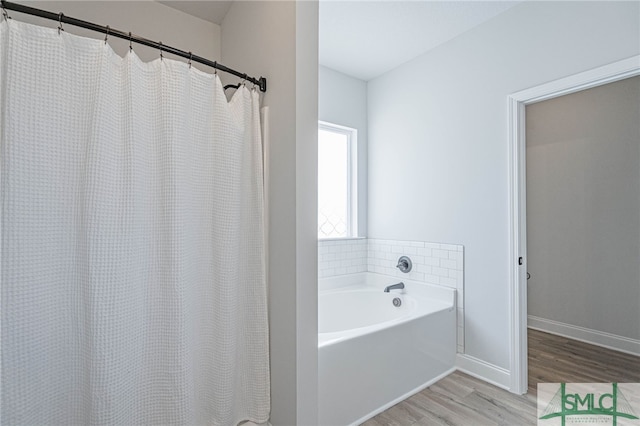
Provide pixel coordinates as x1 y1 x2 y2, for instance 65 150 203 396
0 0 267 92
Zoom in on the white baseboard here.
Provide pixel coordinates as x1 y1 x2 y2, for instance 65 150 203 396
455 354 511 391
350 357 512 426
528 315 640 357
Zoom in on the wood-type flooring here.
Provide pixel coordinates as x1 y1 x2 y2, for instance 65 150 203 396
361 329 640 426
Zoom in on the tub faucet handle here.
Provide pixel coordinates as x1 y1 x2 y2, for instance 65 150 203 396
396 256 412 273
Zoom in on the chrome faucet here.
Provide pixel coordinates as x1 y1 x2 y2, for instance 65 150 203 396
384 282 405 293
396 256 412 273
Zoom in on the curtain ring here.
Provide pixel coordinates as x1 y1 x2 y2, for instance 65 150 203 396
188 52 192 69
57 12 64 34
104 25 110 44
213 61 217 75
1 4 10 21
159 41 163 61
129 32 132 52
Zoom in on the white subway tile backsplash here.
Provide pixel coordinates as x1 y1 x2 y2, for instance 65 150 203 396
432 249 449 259
318 239 368 278
439 258 458 270
424 274 440 285
417 247 432 257
424 257 440 267
431 266 448 278
414 263 432 275
403 246 417 255
440 277 457 288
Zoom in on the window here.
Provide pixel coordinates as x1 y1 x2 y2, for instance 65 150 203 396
318 121 357 239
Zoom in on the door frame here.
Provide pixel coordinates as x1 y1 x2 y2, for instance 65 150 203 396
507 55 640 394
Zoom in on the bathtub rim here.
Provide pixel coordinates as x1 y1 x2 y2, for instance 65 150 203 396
318 287 418 334
318 272 456 348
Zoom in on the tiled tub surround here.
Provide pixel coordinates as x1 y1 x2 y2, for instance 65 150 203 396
318 238 368 278
318 238 465 353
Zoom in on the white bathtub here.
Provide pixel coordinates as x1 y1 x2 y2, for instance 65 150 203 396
318 272 456 426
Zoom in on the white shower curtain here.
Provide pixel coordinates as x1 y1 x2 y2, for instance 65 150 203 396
0 19 269 426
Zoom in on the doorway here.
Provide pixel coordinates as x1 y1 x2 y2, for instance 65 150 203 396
507 55 640 394
526 76 640 348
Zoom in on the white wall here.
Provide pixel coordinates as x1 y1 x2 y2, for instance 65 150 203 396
222 2 319 425
367 1 640 373
526 76 640 341
9 1 220 73
318 66 368 236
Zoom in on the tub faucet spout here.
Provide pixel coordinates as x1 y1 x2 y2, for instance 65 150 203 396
384 282 405 293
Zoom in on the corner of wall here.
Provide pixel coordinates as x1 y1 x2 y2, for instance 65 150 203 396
295 1 319 425
221 1 319 424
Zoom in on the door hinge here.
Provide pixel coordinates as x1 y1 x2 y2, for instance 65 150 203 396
518 257 523 265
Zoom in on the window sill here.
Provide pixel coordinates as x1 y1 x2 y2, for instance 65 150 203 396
318 237 366 242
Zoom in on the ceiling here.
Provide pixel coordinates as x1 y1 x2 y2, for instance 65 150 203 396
158 1 232 26
320 1 522 81
159 0 523 82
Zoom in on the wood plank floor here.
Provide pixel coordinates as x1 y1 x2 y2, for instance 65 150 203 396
361 329 640 426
